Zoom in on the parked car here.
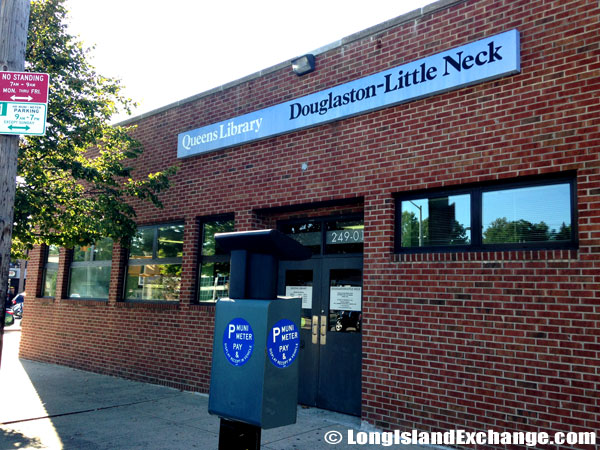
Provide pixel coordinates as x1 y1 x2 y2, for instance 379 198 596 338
335 311 361 332
11 302 22 320
4 308 15 327
12 291 25 305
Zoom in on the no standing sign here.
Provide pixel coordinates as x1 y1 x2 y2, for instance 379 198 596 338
0 71 49 136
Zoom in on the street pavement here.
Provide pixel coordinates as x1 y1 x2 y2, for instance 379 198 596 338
0 324 431 450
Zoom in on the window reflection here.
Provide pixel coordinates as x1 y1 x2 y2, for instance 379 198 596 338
483 183 571 244
69 266 111 299
69 238 113 299
198 218 234 303
280 221 322 255
198 261 230 302
126 264 181 301
158 225 184 258
126 224 183 301
129 227 154 259
42 245 59 297
401 195 471 247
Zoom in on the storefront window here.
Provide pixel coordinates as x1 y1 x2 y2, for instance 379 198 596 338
125 224 183 301
400 194 471 248
396 176 576 252
41 245 60 297
198 218 234 303
68 238 113 299
482 183 572 244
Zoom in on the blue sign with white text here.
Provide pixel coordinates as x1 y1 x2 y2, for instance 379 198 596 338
267 319 300 369
178 29 520 158
223 317 254 367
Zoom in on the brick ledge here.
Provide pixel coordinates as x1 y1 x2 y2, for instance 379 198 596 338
393 249 578 263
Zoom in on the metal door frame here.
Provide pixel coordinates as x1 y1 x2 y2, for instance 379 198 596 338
278 250 363 415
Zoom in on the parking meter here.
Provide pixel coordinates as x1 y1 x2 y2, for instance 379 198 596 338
208 229 311 449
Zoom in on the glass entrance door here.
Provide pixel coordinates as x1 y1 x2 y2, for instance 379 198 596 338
279 257 363 416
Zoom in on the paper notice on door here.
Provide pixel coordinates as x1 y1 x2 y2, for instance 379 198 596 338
330 286 362 311
286 286 313 309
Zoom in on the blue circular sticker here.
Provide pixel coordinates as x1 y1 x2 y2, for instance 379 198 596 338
223 318 254 366
267 319 300 369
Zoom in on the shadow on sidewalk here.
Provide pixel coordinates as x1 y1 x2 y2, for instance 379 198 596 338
1 428 44 449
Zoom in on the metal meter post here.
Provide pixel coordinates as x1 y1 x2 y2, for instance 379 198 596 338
209 229 311 450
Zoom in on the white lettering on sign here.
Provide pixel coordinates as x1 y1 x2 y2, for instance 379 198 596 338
272 326 299 343
0 101 47 135
181 118 263 151
2 73 45 82
223 318 255 367
235 332 253 340
229 323 253 340
267 319 300 368
177 29 520 158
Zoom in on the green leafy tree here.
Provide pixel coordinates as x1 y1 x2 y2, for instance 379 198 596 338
553 222 572 241
12 0 175 258
446 219 469 245
401 211 469 247
401 210 422 247
483 217 552 244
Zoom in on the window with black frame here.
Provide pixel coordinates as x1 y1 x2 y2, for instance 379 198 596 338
396 176 576 252
41 245 60 297
125 224 184 301
197 218 234 303
68 238 113 299
481 183 573 244
400 194 471 248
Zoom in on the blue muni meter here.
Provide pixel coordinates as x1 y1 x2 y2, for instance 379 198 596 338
208 229 311 448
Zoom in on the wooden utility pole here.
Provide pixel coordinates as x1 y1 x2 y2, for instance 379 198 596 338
0 0 30 368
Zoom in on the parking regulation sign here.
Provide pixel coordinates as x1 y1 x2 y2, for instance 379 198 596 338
0 102 47 135
0 71 49 103
0 71 49 136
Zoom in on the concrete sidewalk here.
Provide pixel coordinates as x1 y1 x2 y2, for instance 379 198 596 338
1 328 430 450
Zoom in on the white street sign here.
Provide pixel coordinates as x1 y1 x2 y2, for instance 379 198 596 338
0 101 47 136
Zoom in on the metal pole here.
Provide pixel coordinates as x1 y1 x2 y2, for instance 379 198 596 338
0 0 31 369
409 200 423 247
218 418 261 450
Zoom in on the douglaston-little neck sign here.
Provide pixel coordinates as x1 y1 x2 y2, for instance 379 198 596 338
177 29 520 159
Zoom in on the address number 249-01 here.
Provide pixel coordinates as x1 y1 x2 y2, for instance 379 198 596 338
327 230 364 244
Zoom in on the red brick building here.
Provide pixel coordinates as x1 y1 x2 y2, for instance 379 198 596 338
21 0 599 444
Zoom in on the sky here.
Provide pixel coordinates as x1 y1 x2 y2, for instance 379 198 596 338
64 0 436 123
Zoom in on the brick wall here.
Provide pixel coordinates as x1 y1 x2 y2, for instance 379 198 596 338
20 0 599 446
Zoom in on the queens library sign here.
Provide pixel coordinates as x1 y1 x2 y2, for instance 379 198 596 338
177 29 520 158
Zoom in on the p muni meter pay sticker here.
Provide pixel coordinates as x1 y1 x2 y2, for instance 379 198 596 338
223 317 254 366
267 319 300 368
